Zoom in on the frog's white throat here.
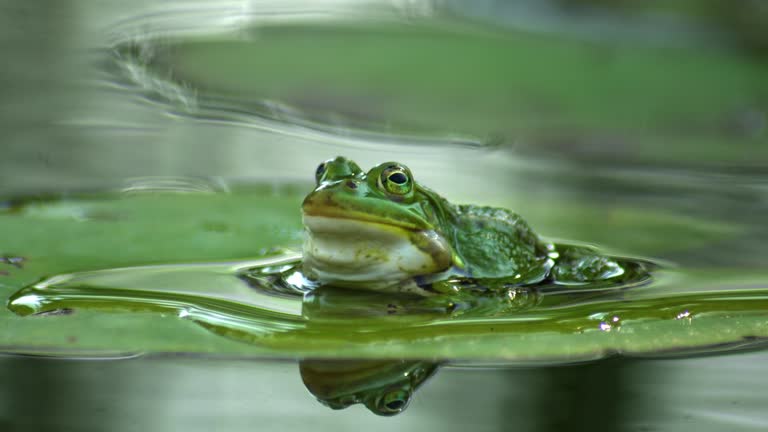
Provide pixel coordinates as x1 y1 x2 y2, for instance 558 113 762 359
301 215 453 292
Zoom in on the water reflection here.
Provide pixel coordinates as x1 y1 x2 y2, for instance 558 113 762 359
300 359 439 416
2 353 768 429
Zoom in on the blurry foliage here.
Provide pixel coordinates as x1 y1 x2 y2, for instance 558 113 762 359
557 0 768 53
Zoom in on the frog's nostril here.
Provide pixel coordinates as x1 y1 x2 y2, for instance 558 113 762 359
346 181 358 189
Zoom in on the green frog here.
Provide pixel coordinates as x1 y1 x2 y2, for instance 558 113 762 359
302 156 646 296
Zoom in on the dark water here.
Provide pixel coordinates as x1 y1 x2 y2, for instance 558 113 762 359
2 353 768 431
1 0 768 430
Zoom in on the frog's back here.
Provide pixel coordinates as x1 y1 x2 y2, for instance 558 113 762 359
451 204 553 282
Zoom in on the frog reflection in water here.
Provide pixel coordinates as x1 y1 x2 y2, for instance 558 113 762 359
300 360 439 416
302 156 645 296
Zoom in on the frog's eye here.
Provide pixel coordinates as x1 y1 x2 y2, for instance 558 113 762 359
378 165 412 195
371 389 411 416
315 161 328 183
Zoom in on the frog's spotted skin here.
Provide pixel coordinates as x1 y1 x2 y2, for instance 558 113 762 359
451 205 554 281
302 156 639 294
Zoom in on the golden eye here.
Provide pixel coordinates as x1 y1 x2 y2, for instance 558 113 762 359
378 165 412 195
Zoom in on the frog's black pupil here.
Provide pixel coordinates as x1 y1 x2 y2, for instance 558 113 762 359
316 163 326 178
388 172 408 185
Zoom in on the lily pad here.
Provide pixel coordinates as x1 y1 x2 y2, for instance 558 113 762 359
2 186 767 363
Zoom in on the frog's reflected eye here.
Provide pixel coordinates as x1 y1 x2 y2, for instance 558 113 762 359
315 162 328 183
371 389 411 416
379 165 412 195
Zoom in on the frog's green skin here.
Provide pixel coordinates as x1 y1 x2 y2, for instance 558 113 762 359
299 359 439 416
302 156 632 295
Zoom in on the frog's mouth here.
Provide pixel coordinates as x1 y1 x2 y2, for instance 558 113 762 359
301 214 453 292
301 190 433 232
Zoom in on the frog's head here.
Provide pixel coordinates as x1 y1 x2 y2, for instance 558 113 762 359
299 359 439 416
302 156 455 292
